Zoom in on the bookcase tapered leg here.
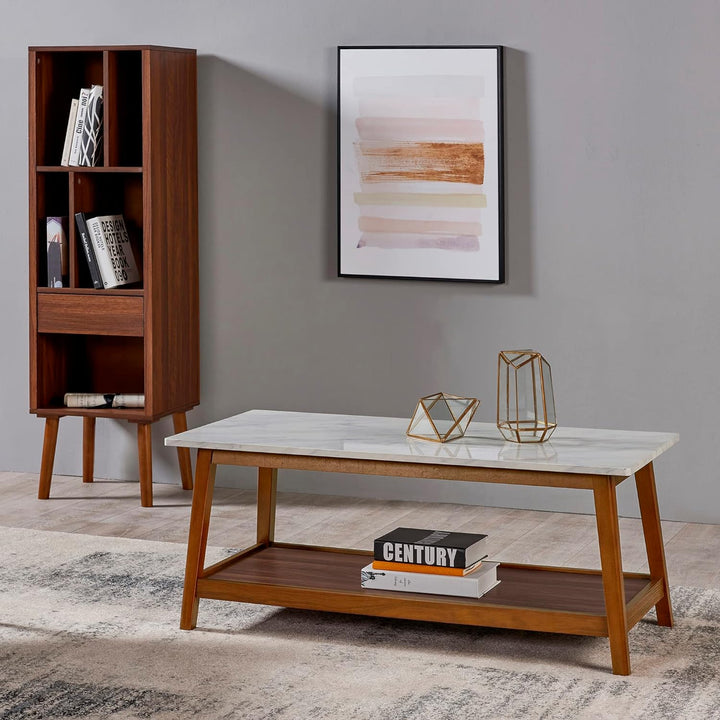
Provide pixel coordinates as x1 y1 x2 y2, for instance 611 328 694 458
257 467 278 545
635 462 674 627
593 476 630 675
172 412 193 491
83 417 96 483
38 417 60 500
181 448 216 630
137 422 153 507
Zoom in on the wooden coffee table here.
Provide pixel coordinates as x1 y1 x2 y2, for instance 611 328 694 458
166 410 678 675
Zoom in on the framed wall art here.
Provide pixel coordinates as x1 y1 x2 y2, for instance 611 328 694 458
338 46 504 283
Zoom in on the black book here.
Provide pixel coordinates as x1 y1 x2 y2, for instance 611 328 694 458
74 212 103 288
374 527 488 569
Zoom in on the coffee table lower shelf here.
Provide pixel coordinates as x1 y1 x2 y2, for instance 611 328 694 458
196 543 663 637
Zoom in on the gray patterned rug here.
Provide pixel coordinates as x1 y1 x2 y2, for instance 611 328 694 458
0 526 718 720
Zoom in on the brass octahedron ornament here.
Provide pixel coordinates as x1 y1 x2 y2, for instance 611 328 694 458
497 350 556 443
407 393 479 443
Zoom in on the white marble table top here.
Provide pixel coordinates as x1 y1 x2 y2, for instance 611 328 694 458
165 410 678 477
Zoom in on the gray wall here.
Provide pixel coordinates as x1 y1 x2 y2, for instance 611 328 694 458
1 0 718 522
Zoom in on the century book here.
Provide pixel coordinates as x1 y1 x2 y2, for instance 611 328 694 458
373 527 488 570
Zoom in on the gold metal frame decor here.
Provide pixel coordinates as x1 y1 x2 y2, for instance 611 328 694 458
497 350 556 443
407 393 479 443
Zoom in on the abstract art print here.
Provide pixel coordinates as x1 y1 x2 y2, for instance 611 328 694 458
338 46 504 283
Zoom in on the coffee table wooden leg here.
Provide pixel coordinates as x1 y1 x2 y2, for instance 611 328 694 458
172 412 194 491
83 417 96 483
137 423 153 507
593 476 630 675
181 448 216 630
635 461 674 627
257 467 278 545
38 417 60 499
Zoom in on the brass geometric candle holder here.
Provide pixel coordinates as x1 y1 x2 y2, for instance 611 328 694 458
497 350 556 443
407 392 479 443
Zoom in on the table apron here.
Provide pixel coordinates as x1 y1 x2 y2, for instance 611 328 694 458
210 450 626 490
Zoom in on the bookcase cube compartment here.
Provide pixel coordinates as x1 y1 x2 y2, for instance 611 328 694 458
34 172 69 287
34 333 145 418
33 50 104 167
72 171 144 289
105 50 143 167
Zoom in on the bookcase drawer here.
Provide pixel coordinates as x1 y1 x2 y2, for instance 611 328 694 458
37 294 144 337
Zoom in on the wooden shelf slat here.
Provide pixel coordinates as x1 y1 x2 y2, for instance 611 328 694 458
36 166 143 173
37 287 144 296
195 545 655 636
32 401 198 423
33 406 147 421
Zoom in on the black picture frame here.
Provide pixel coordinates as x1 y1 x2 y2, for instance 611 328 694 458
338 45 504 283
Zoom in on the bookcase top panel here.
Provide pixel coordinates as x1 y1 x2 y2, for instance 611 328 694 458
29 45 195 54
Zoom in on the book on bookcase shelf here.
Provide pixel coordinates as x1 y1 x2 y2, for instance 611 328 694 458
68 87 90 167
371 557 486 576
78 85 103 167
60 98 78 166
46 216 68 288
361 560 499 599
64 393 145 409
85 214 141 289
74 212 103 289
373 527 488 571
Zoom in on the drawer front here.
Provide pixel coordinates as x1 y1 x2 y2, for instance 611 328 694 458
37 294 144 337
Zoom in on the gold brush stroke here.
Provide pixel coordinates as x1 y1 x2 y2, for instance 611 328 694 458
357 141 484 185
354 192 487 208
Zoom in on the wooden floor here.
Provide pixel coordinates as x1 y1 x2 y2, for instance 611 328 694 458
1 470 718 589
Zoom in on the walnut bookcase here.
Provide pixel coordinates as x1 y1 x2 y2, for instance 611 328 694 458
29 46 199 506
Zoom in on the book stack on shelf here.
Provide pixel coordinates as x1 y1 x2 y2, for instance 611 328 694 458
61 85 103 167
74 212 141 289
361 527 499 599
64 393 144 409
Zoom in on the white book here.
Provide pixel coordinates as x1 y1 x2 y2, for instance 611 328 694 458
68 88 90 167
85 214 141 289
360 561 500 599
64 393 144 408
60 98 78 166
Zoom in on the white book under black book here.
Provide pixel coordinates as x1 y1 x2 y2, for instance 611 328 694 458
85 214 141 289
360 560 500 599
